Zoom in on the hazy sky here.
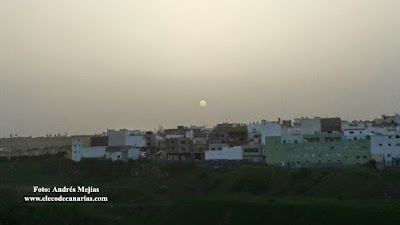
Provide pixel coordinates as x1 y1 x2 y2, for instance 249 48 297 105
1 0 400 137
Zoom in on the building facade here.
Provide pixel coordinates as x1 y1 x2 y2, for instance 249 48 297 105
242 145 263 163
247 120 282 145
205 146 243 161
293 117 321 135
371 134 400 166
164 137 194 161
264 134 371 167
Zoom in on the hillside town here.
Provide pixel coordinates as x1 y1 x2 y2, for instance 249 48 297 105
69 114 400 168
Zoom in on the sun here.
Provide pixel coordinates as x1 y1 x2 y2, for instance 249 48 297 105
200 100 207 108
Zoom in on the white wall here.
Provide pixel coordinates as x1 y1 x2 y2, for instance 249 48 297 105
247 121 282 144
342 121 368 140
108 130 145 147
72 140 106 162
294 117 321 135
128 148 141 160
371 134 400 165
205 146 243 160
72 137 142 162
282 127 302 136
125 135 145 147
342 121 395 141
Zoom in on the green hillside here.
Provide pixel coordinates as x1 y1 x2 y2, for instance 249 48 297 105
1 155 400 224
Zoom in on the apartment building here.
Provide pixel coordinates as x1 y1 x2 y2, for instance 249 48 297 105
264 133 371 167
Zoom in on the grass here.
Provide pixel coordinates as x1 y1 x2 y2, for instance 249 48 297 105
1 155 400 224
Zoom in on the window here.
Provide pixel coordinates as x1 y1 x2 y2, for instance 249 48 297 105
389 144 392 147
396 143 400 147
396 135 400 139
379 144 383 146
363 156 367 159
181 141 186 144
356 156 360 159
387 154 391 157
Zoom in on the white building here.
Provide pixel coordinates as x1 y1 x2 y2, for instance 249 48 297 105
72 137 106 162
105 147 141 162
247 120 282 145
371 133 400 166
205 146 243 161
108 129 146 147
282 127 302 136
293 117 321 135
72 137 141 162
342 121 369 140
374 114 400 126
342 121 397 141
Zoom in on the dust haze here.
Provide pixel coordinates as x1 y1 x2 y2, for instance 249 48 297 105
1 0 399 137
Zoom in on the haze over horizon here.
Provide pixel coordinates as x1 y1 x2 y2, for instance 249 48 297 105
1 0 400 137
